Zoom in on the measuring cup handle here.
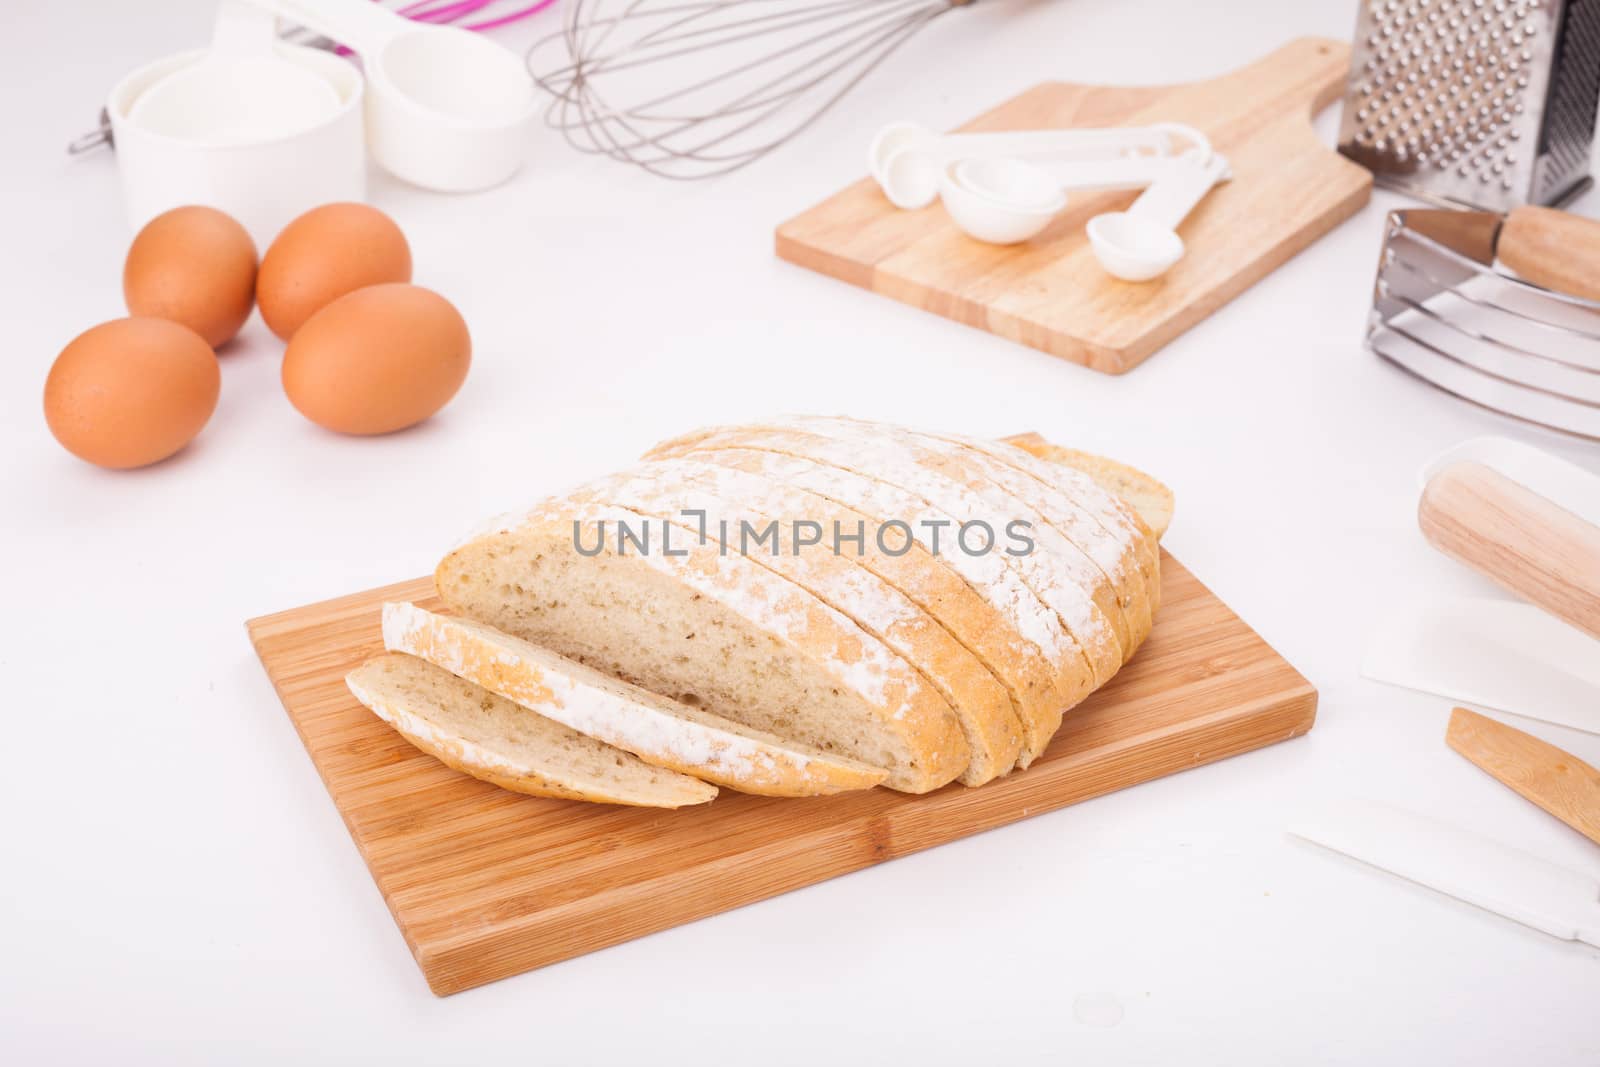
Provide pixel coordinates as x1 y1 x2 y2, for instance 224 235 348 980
1151 123 1212 157
213 0 279 58
1044 156 1170 192
245 0 402 54
941 125 1176 160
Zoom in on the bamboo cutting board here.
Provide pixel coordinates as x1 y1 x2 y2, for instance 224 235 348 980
775 37 1372 373
247 553 1316 995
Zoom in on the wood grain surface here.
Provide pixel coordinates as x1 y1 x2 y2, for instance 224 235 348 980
774 37 1372 374
1498 206 1600 304
247 553 1317 995
1447 707 1600 846
1419 461 1600 641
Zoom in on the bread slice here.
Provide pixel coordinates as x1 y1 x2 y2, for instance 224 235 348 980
643 435 1094 765
1002 436 1175 540
647 422 1123 684
384 602 887 797
345 653 717 808
577 459 1025 785
673 446 1074 771
436 501 971 793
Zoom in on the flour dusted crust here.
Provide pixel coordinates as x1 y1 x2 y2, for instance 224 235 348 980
668 415 1171 659
919 430 1163 621
651 423 1121 682
644 433 1096 763
384 602 888 797
1003 438 1175 541
770 416 1141 667
809 419 1154 664
580 459 1026 785
673 447 1076 770
447 501 971 792
346 654 718 808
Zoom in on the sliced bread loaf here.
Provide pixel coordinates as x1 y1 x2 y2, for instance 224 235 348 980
384 601 888 797
345 653 718 808
576 460 1025 785
436 501 971 793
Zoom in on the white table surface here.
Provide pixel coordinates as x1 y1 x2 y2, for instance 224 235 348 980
5 1 1599 1062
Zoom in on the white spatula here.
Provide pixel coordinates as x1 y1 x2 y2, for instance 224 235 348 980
1363 597 1600 736
1292 799 1600 947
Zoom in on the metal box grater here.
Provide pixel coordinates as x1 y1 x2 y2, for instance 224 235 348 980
1338 0 1600 212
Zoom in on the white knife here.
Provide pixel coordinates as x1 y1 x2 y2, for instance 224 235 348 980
1291 799 1600 947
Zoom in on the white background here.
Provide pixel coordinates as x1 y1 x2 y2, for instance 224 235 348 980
5 0 1599 1062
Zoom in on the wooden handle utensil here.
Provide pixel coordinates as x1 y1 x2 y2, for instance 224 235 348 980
1497 206 1600 305
1447 707 1600 846
1419 461 1600 642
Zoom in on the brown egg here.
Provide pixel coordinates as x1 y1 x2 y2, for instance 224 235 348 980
282 284 469 435
123 205 258 348
44 318 220 469
257 203 413 341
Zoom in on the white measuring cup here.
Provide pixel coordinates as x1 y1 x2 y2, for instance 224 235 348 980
1087 149 1231 281
938 154 1192 246
130 1 338 143
248 0 535 191
871 120 1209 209
107 17 364 242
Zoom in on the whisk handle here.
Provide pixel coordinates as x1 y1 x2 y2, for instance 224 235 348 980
1498 206 1600 305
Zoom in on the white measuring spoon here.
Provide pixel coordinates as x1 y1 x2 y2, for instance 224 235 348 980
937 155 1190 245
130 1 338 144
247 0 535 191
1086 149 1231 281
872 121 1209 209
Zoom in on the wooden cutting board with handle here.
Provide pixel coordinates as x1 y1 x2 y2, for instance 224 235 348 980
776 37 1372 373
247 470 1317 994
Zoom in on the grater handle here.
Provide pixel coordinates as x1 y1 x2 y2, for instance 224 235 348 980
1498 207 1600 305
1419 461 1600 642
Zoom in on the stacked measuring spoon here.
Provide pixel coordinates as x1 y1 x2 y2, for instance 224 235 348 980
869 120 1231 281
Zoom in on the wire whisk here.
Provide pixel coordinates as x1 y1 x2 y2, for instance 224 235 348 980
527 0 974 179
